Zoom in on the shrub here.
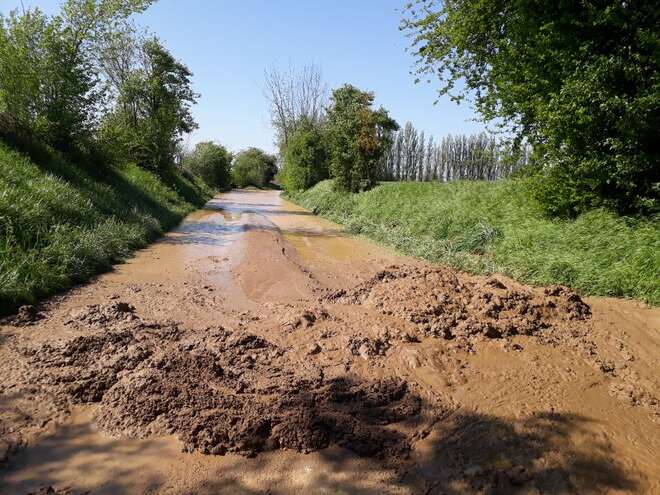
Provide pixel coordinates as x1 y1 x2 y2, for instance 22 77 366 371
231 147 277 188
280 119 329 192
183 141 232 190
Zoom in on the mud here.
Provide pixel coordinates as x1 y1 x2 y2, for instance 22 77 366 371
5 305 44 327
24 306 433 463
328 265 590 341
1 189 659 494
322 264 660 422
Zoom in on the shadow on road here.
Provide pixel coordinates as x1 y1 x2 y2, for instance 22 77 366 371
0 389 638 494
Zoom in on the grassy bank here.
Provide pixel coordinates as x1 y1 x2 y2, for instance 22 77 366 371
288 180 660 305
0 143 213 314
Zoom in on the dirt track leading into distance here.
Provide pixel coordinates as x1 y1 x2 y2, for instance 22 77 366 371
1 189 659 494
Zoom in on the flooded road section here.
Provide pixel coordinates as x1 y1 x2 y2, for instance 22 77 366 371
1 189 659 494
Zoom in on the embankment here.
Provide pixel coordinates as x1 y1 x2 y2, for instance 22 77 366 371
288 179 659 304
0 143 213 314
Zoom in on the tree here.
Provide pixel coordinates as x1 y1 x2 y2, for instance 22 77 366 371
0 0 153 152
403 0 659 216
263 64 327 148
382 122 528 183
99 37 198 171
0 9 49 142
0 8 100 150
279 118 329 192
231 147 277 188
183 142 232 189
325 84 398 192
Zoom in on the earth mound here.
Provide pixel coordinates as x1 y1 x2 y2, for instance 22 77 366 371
327 266 591 340
27 310 433 460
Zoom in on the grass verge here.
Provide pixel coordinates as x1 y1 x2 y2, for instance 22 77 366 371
288 180 660 305
0 143 213 314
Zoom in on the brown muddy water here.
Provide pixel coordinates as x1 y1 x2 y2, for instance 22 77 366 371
1 189 659 495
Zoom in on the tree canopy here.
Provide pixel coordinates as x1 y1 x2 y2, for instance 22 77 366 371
99 37 198 171
403 0 659 216
279 119 329 192
183 141 232 190
263 64 327 149
325 84 398 192
0 0 198 175
232 148 278 188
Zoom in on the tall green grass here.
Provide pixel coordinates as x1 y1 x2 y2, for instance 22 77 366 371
289 180 660 305
0 143 213 314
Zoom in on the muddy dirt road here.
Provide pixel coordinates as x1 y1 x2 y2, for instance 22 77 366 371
1 189 659 494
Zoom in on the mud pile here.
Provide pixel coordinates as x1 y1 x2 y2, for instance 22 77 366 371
5 304 44 326
27 487 68 495
328 266 591 340
27 304 431 460
63 301 139 328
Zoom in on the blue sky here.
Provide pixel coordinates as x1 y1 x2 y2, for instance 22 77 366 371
1 0 486 153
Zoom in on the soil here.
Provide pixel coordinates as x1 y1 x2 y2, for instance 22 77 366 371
1 189 659 494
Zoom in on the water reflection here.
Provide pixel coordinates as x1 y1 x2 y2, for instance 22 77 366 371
208 203 315 216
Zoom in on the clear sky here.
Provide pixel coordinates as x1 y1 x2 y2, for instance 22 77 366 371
1 0 486 154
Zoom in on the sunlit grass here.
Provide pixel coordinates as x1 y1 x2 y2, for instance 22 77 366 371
0 143 213 314
289 180 659 305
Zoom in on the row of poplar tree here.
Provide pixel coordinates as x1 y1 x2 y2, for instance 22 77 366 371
381 123 530 182
268 66 526 193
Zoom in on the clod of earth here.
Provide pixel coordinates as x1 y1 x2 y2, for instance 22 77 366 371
6 305 44 326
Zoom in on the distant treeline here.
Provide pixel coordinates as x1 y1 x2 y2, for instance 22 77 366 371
266 66 531 196
381 124 530 182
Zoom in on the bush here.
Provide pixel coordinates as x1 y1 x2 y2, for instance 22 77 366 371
231 147 277 188
183 141 232 190
530 56 659 216
279 120 328 192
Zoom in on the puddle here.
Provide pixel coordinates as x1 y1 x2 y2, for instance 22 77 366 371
158 191 392 279
99 197 250 285
1 407 187 494
284 231 361 262
48 189 396 319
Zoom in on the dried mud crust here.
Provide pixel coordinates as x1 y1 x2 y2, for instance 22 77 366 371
25 303 434 461
326 265 591 341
